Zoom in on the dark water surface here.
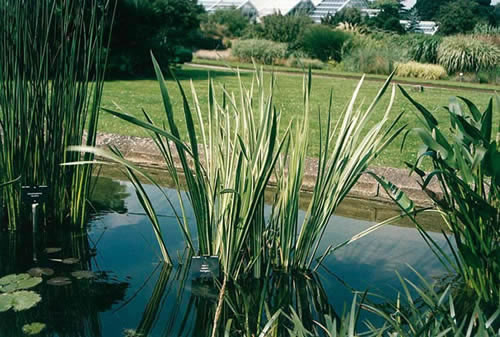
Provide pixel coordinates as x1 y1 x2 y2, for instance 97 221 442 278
0 177 448 337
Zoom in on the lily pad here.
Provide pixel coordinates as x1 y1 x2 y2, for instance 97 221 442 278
47 277 72 286
22 322 46 335
0 274 42 293
0 293 13 312
11 291 41 311
27 268 54 277
62 258 80 265
71 270 96 280
0 273 29 286
45 247 62 254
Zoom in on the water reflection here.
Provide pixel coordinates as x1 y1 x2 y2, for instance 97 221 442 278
0 230 129 337
0 176 449 336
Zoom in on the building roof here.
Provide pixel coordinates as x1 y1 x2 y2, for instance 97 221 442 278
252 0 316 16
310 0 371 23
199 0 258 12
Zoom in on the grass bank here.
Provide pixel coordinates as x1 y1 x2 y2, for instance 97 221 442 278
191 58 500 92
100 65 499 168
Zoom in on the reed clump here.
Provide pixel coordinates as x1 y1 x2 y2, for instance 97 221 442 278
0 0 111 229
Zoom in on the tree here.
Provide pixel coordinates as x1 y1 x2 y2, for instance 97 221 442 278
321 7 363 26
414 0 451 20
436 0 480 35
406 7 419 32
257 14 313 48
200 8 251 38
108 0 203 77
367 1 405 33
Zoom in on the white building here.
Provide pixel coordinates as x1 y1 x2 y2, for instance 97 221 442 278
310 0 375 23
400 20 439 35
252 0 316 17
199 0 259 17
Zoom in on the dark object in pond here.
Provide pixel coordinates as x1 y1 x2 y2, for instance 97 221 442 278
190 256 220 280
44 248 62 254
47 277 72 286
27 268 54 277
21 186 48 205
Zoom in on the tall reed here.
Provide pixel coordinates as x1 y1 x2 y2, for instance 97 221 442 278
72 57 404 277
0 0 111 230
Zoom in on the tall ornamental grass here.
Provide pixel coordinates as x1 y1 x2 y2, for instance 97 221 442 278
395 61 447 80
437 35 500 73
0 0 111 230
232 39 287 65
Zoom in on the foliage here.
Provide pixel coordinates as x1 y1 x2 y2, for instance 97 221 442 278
107 0 202 77
200 8 251 39
474 23 500 35
252 14 313 50
389 89 500 312
365 269 500 336
435 0 496 35
285 56 326 70
321 7 363 26
232 39 287 64
0 274 42 293
74 55 404 278
341 36 403 74
300 25 351 62
405 34 442 64
367 1 405 34
22 323 46 336
0 0 111 229
0 290 41 312
415 0 451 21
437 35 500 73
395 61 447 80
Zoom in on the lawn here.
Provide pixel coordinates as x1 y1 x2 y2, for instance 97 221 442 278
100 65 499 168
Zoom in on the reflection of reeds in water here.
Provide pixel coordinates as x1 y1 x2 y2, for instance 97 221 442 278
130 262 337 337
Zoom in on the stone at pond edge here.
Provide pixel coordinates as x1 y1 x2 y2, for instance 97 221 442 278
27 268 54 277
11 291 42 311
47 277 72 286
71 270 96 280
44 248 62 254
22 322 46 335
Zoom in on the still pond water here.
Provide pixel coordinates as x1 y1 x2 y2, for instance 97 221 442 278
0 176 448 336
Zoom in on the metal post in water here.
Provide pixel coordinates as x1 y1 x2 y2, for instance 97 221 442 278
32 203 38 262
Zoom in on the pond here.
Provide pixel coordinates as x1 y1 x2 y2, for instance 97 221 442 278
0 176 448 337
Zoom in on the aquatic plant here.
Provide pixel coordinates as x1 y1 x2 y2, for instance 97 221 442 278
365 269 500 336
71 57 404 278
22 322 46 336
379 90 500 313
0 0 112 229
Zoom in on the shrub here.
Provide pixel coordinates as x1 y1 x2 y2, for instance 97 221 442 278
406 34 442 64
395 61 447 80
257 14 313 46
300 25 351 62
200 8 250 39
231 39 287 64
286 57 326 69
437 35 500 73
341 36 403 75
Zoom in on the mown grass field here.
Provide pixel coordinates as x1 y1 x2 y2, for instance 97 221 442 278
100 65 499 168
